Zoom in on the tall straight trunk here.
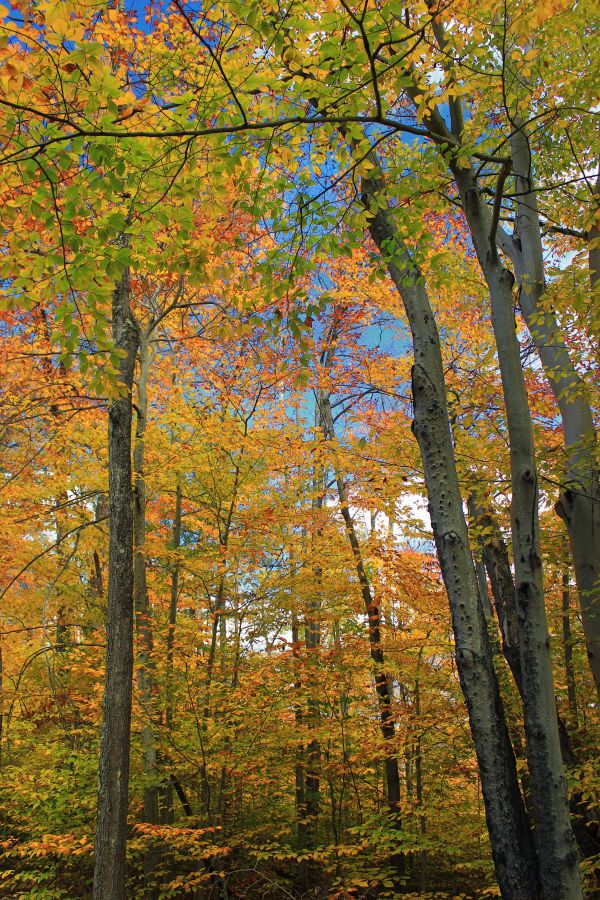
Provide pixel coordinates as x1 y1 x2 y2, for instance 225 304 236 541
562 565 578 727
328 122 538 890
292 609 307 851
163 483 182 825
298 465 322 891
474 556 494 623
216 597 231 827
361 171 540 899
413 676 427 894
469 497 600 860
507 127 600 703
303 635 320 851
199 470 238 831
195 502 235 900
54 497 70 654
203 577 226 726
319 391 404 880
467 497 522 685
166 484 182 732
133 332 161 897
454 161 580 898
407 24 599 698
331 574 350 855
589 171 600 296
0 642 3 769
202 466 239 728
199 576 225 821
93 268 139 900
471 511 554 813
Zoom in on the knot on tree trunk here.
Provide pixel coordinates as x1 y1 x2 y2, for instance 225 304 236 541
518 466 535 484
465 188 479 216
554 490 573 525
456 647 475 668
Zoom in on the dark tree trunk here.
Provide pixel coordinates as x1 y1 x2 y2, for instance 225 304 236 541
319 389 404 881
562 564 579 727
361 170 540 899
162 483 182 826
93 268 139 900
470 499 600 862
454 160 580 897
133 333 161 898
297 465 322 892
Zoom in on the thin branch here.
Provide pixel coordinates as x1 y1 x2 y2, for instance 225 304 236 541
0 516 108 602
489 159 512 261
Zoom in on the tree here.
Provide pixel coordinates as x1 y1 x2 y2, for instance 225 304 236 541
93 266 139 900
1 2 598 896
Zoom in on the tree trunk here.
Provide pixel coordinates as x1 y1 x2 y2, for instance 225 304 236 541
163 483 182 825
297 464 322 891
417 5 600 702
414 676 427 894
0 642 3 769
470 496 600 861
362 172 540 899
467 496 522 685
133 332 161 897
93 268 139 900
455 161 580 897
589 171 600 296
319 390 404 859
508 126 600 704
562 563 579 727
292 610 308 875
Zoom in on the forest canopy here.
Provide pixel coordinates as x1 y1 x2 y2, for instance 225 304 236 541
0 0 598 897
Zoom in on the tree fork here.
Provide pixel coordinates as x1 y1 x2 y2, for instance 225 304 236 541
454 157 581 897
362 172 540 899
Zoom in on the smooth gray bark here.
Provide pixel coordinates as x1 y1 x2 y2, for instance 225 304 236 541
454 161 581 898
360 171 540 899
469 497 600 861
468 497 523 688
589 172 600 296
506 128 600 703
407 24 599 700
93 268 139 900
